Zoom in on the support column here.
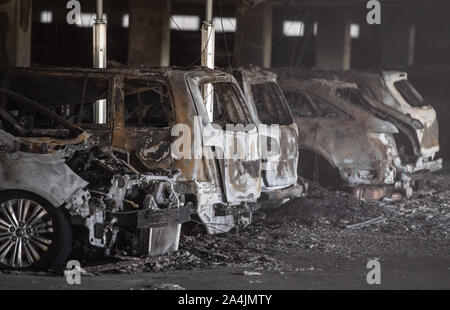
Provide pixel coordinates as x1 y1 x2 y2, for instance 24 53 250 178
233 2 273 68
382 11 415 67
0 0 32 67
316 10 351 70
128 0 171 67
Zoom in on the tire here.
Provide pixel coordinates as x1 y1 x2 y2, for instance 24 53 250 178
0 191 72 271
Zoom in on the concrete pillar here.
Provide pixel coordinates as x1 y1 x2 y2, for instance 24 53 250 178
128 0 171 67
316 10 351 70
382 11 415 67
0 0 32 67
233 2 273 68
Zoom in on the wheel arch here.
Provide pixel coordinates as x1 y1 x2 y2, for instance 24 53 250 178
0 152 88 208
298 146 340 171
298 147 344 185
0 188 61 208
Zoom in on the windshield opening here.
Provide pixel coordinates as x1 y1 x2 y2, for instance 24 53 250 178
200 82 252 128
394 80 425 107
4 75 110 130
250 82 293 126
336 87 372 108
286 90 349 119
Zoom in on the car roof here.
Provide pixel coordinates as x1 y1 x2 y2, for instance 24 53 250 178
1 66 231 81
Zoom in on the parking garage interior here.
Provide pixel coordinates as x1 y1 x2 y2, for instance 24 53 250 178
0 0 449 291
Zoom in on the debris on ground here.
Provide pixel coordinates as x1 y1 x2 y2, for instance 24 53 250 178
345 216 386 229
76 166 450 276
243 271 263 276
132 283 186 291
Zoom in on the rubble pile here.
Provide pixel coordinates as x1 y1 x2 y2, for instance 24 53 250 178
372 169 449 239
81 167 450 275
279 174 450 239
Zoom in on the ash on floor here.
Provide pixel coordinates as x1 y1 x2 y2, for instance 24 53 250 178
69 165 450 276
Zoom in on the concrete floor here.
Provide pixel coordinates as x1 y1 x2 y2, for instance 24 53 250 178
1 252 449 290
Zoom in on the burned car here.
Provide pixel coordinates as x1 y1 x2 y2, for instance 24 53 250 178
0 66 262 270
232 65 304 206
335 71 442 173
274 75 418 200
282 70 442 176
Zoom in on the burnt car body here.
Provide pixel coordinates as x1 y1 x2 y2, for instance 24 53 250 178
275 75 418 200
0 66 262 269
336 71 442 173
232 65 304 205
276 69 443 177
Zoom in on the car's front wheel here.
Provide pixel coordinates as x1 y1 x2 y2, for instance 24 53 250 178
0 191 72 271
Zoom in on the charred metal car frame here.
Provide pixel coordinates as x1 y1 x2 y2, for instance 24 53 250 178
0 66 262 269
275 74 418 200
281 69 442 176
232 65 304 205
331 70 442 175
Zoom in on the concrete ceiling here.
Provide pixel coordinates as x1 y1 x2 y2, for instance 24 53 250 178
173 0 450 5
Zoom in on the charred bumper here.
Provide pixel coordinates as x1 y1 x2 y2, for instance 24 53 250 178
355 158 443 200
402 158 443 175
260 183 304 202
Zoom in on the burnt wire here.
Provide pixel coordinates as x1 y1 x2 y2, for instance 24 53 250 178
163 1 215 68
228 12 309 50
295 19 313 67
289 6 314 67
165 1 198 48
294 0 313 67
218 0 233 71
290 9 307 67
42 1 311 69
164 1 310 69
226 5 310 67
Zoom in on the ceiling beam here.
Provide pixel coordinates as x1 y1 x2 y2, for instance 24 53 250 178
172 0 450 6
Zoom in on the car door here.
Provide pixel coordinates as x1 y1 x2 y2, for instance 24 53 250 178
188 75 261 204
244 81 299 189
